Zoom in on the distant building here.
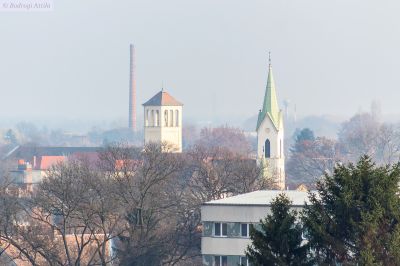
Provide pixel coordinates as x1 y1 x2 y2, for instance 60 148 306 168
9 160 41 194
4 146 101 161
256 58 285 189
201 190 309 266
143 90 183 152
6 146 102 193
9 156 68 193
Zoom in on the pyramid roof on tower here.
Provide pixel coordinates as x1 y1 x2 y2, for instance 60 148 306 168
256 63 281 130
143 90 183 106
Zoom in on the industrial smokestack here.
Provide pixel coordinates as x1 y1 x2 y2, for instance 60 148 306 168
129 44 137 131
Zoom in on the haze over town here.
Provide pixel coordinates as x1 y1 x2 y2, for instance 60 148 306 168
1 0 400 133
3 1 400 265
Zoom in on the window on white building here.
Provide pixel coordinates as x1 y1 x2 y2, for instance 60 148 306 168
241 223 249 237
214 222 227 237
240 256 251 266
241 223 257 238
214 256 227 266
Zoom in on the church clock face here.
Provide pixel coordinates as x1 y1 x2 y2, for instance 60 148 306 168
265 128 270 133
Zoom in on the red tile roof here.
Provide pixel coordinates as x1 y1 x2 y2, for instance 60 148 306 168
34 156 66 170
143 90 183 106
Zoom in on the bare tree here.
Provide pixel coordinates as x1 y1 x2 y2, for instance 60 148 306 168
374 123 400 164
26 160 120 266
0 175 56 265
196 126 252 155
0 158 124 265
186 145 266 203
99 143 200 266
338 112 381 162
338 112 400 165
287 128 341 187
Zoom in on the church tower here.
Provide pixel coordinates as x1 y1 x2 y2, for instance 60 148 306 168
256 57 285 190
143 90 183 152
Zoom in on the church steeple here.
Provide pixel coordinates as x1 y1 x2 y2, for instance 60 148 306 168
256 55 280 130
255 54 285 190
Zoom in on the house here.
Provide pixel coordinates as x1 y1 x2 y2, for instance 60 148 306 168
7 147 102 193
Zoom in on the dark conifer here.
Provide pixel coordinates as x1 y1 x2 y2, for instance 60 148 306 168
303 155 400 265
246 193 311 266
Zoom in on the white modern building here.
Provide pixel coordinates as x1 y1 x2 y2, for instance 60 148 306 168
201 190 310 266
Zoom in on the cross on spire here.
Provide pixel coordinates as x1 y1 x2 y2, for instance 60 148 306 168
268 51 271 66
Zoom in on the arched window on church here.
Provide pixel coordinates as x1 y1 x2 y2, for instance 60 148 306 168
145 110 149 126
150 110 154 127
155 110 159 127
265 139 271 158
175 110 179 127
170 110 174 127
164 110 168 127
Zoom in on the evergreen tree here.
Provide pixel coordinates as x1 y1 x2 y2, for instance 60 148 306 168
292 128 315 153
246 193 310 266
4 129 17 145
295 128 315 142
302 155 400 265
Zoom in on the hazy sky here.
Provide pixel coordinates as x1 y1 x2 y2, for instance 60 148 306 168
1 0 400 127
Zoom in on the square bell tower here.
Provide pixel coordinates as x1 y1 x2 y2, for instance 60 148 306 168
143 90 183 152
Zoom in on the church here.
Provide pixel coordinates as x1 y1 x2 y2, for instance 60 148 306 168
256 59 285 190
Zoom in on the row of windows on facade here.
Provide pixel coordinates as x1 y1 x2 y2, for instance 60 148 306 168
263 139 282 158
212 255 251 266
145 109 180 127
208 222 306 241
202 255 251 266
203 222 261 238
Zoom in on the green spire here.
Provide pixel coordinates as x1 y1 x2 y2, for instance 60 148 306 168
257 59 280 130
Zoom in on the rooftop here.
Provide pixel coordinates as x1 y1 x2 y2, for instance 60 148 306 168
203 190 311 206
5 146 102 160
143 90 183 106
34 156 66 170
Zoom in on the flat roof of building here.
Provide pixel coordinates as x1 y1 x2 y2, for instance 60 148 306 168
203 190 311 207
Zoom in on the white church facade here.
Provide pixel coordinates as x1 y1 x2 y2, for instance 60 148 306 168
256 61 285 190
143 90 183 152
